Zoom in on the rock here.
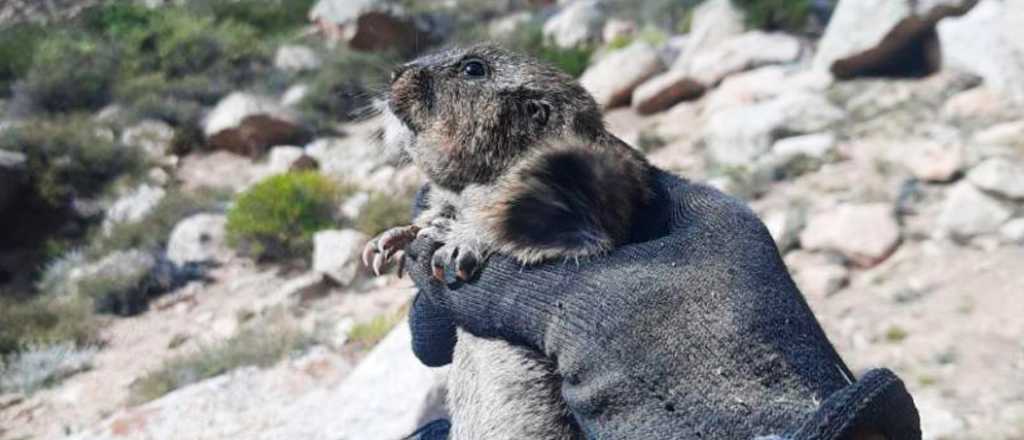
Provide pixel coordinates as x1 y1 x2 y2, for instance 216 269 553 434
66 249 156 298
900 139 964 182
941 86 1012 123
703 66 790 114
602 18 636 43
310 0 431 53
204 92 309 158
252 272 330 314
147 167 170 186
938 181 1015 239
340 192 371 221
763 206 807 252
799 203 902 267
1000 218 1024 244
917 397 967 440
763 132 837 178
121 119 175 161
579 42 664 109
274 45 322 72
631 69 705 115
673 0 745 71
267 146 307 175
312 229 369 285
177 151 271 194
785 251 849 297
0 149 27 212
166 214 229 267
704 92 845 166
686 31 802 86
815 0 975 78
488 11 533 40
973 120 1024 147
281 84 310 108
938 0 1024 105
103 185 166 234
966 158 1024 200
542 0 605 48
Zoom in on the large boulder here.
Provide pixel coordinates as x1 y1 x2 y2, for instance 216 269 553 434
685 31 802 86
310 0 432 54
814 0 977 79
799 203 902 267
204 93 309 158
542 0 606 48
312 229 369 286
166 214 230 267
938 0 1024 105
703 92 845 166
579 42 664 109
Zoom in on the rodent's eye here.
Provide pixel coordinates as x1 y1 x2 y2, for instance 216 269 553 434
460 58 488 79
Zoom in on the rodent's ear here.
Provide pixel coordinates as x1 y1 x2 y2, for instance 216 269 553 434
525 100 551 127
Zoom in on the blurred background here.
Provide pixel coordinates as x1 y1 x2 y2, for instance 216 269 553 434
0 0 1021 439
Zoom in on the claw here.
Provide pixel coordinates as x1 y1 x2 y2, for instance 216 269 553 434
362 242 376 268
432 264 445 282
396 251 406 278
373 253 386 276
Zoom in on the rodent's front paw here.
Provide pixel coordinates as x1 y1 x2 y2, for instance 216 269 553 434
363 225 421 276
431 241 483 283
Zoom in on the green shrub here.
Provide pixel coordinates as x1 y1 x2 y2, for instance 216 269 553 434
227 172 347 261
0 117 144 207
130 324 310 404
0 23 46 96
733 0 813 32
355 192 413 237
20 32 119 113
190 0 317 36
0 295 102 356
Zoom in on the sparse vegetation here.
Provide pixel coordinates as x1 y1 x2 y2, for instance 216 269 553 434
0 23 46 96
355 192 414 237
884 325 909 343
19 32 120 113
130 324 311 404
505 24 594 78
298 49 395 133
732 0 813 32
0 342 98 394
227 172 349 261
0 295 102 356
90 188 229 257
348 307 407 350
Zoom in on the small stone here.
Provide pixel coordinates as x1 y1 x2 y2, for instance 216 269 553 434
267 146 306 175
204 92 307 158
686 31 802 86
147 167 170 186
772 132 837 161
941 86 1010 123
274 45 322 72
340 192 371 221
631 69 705 115
542 0 606 48
1000 218 1024 244
799 203 902 267
901 140 964 182
313 229 369 285
281 84 310 108
580 42 665 109
785 251 849 297
966 157 1024 199
103 185 167 234
763 206 807 252
973 120 1024 147
121 119 175 161
602 18 636 43
938 181 1015 239
166 214 230 267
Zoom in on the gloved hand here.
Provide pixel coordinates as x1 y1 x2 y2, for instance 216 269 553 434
406 169 920 440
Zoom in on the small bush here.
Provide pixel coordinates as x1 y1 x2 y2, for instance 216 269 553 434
130 324 311 404
227 172 346 261
0 295 101 356
355 192 414 237
0 117 144 207
733 0 813 32
0 23 46 96
0 342 98 394
19 32 119 113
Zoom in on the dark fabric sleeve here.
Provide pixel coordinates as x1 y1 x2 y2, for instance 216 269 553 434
409 290 457 367
404 170 919 439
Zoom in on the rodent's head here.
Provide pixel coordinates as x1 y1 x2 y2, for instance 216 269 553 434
384 44 604 191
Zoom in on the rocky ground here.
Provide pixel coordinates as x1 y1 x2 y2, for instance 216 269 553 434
1 0 1023 439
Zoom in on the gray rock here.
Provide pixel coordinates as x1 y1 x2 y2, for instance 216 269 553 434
799 203 902 267
763 206 807 252
785 250 849 297
340 191 371 221
973 120 1024 147
310 0 430 53
488 11 533 40
939 0 1024 105
266 146 306 175
312 229 369 285
166 214 230 267
966 158 1024 200
281 84 310 108
1000 218 1024 244
704 92 845 166
773 132 837 161
900 139 964 182
121 119 175 161
274 45 322 72
938 181 1015 239
814 0 913 72
580 42 664 109
602 18 636 43
103 185 167 235
203 92 306 158
542 0 605 48
686 31 802 86
672 0 745 72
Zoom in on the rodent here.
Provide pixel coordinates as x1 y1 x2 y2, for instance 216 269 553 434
364 44 652 440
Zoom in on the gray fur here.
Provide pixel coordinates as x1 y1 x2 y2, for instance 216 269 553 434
370 44 651 440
